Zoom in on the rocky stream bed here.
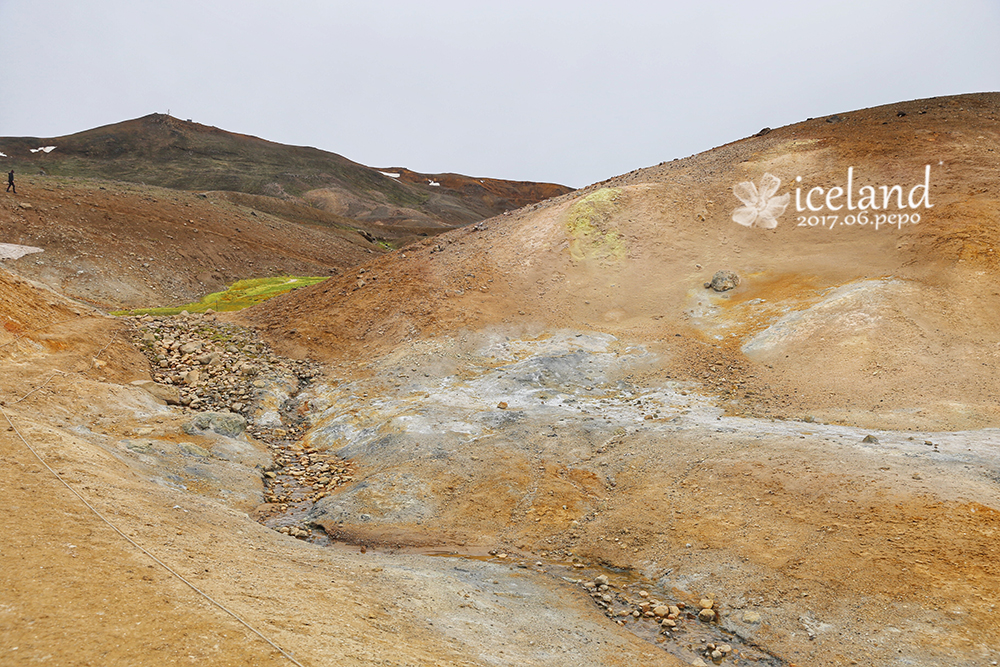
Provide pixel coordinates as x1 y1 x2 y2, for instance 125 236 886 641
123 312 793 666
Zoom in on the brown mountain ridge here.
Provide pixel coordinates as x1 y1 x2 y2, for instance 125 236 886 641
1 113 572 241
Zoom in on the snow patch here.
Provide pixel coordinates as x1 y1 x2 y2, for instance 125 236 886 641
30 146 56 154
0 152 7 158
379 171 400 178
428 180 440 187
0 244 44 260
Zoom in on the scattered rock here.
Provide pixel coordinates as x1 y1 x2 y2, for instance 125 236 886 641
742 610 761 623
698 608 716 622
862 434 879 444
709 270 740 292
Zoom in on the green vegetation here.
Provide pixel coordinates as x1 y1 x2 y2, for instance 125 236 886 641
112 276 328 316
564 188 626 261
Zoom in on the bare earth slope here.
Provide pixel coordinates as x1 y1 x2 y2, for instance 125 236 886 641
0 268 679 667
0 177 376 309
233 93 1000 666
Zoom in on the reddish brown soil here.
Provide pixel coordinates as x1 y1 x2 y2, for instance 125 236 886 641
0 178 376 309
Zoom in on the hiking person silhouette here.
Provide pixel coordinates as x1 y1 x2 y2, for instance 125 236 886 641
6 170 13 193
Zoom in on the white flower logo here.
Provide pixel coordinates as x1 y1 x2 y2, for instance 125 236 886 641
731 173 790 229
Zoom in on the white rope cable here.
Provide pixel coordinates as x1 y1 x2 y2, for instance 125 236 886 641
2 329 309 667
14 370 67 403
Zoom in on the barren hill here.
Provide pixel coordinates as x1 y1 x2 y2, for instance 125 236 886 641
1 113 572 241
0 115 570 309
244 92 1000 432
230 93 1000 664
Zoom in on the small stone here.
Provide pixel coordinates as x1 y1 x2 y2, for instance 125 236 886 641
182 411 247 437
717 644 732 654
497 401 508 409
178 442 209 458
711 650 723 660
699 598 714 610
692 659 708 667
709 270 740 292
129 379 181 405
180 341 203 355
661 618 676 628
653 605 669 617
124 439 154 454
594 575 609 586
698 608 716 622
862 434 879 444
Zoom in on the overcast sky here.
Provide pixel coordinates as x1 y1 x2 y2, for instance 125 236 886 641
1 1 997 188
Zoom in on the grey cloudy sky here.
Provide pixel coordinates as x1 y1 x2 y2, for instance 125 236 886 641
1 1 997 188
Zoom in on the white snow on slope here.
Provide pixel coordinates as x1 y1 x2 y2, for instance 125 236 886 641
379 171 400 178
30 146 57 154
0 244 44 260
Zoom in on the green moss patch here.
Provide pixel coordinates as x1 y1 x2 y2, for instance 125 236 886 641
113 275 328 316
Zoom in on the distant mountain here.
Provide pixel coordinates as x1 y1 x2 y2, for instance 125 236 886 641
0 113 572 244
